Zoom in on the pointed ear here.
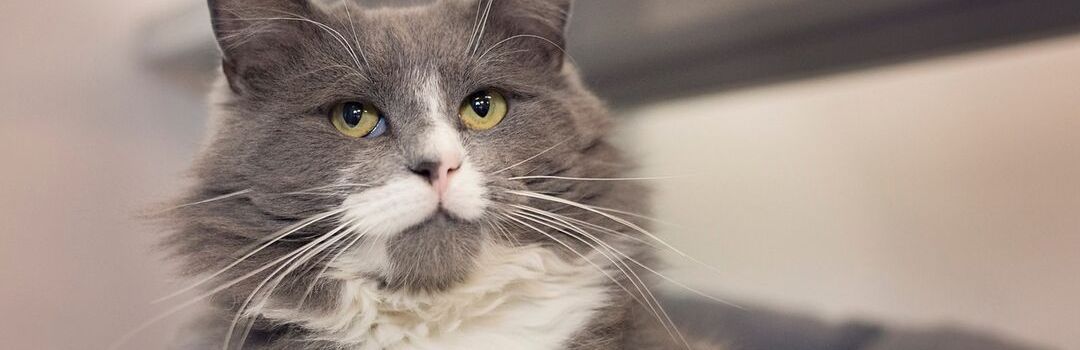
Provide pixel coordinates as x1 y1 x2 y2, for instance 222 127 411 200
481 0 572 71
207 0 318 95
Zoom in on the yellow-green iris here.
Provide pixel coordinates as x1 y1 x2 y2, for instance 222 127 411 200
459 90 508 130
331 101 384 138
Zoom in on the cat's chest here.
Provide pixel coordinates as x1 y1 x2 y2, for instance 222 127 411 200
372 278 610 350
263 245 611 350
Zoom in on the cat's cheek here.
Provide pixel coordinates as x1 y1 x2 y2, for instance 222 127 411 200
339 176 440 238
441 162 489 221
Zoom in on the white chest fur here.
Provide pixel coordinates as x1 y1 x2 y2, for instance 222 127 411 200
259 245 611 350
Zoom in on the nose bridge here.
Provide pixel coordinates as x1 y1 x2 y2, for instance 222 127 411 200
399 107 464 197
403 119 463 167
396 71 463 169
397 121 442 165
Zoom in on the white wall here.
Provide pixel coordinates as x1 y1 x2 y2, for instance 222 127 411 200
618 34 1080 349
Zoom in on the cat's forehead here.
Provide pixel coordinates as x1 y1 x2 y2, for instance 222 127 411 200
331 1 475 51
309 2 489 78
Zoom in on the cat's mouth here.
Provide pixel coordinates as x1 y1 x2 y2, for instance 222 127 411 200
333 169 491 292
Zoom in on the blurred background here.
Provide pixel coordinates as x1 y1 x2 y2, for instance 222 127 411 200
2 0 1079 349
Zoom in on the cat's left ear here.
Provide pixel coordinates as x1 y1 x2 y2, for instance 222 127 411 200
479 0 572 71
207 0 321 95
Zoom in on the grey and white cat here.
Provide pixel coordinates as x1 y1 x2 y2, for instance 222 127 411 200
166 0 722 349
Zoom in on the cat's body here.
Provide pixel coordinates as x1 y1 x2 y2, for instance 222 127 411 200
167 0 722 349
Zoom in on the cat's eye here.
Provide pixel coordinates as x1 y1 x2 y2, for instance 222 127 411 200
459 89 508 130
330 101 386 138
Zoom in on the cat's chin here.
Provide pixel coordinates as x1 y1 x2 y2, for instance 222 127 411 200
380 213 484 293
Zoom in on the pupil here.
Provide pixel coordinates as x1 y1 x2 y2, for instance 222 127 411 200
471 94 491 117
343 102 364 127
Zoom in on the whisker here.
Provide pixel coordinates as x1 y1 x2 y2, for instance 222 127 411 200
225 12 365 74
153 189 252 214
340 0 370 69
490 215 522 246
504 190 725 277
491 137 573 175
478 34 574 66
296 225 369 311
470 0 495 55
109 219 345 350
589 206 685 230
516 205 740 308
466 0 486 55
232 225 358 350
154 183 368 216
508 175 687 182
509 211 688 349
509 204 659 250
281 183 371 194
498 212 647 307
224 219 356 350
153 208 348 304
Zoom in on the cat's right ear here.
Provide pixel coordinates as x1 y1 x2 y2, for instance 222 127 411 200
208 0 316 95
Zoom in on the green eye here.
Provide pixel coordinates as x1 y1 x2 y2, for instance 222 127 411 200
459 89 508 130
331 101 386 138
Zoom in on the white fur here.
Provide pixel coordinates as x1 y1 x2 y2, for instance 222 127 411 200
417 72 463 164
260 245 610 350
440 161 488 220
414 72 489 220
340 176 439 239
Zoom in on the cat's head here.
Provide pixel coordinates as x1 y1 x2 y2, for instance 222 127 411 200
173 0 644 308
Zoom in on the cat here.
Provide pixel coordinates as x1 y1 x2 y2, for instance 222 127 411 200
165 0 723 349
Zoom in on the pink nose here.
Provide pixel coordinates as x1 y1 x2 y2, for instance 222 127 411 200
409 153 462 198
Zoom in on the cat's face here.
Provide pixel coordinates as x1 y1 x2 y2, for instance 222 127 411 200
172 0 637 301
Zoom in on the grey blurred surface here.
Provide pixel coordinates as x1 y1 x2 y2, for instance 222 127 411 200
664 296 1046 350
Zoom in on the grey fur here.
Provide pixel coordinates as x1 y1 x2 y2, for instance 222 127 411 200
167 0 717 349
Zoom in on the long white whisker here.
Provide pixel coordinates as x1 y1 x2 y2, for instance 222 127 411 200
517 205 740 308
341 0 370 69
466 0 486 54
470 0 495 55
505 190 724 277
224 219 356 350
510 212 667 321
510 204 659 250
590 206 686 230
499 213 646 307
478 34 572 65
155 189 252 214
492 137 573 175
108 222 343 350
508 175 687 182
231 14 364 74
281 183 371 195
152 208 348 304
296 225 369 310
509 211 687 348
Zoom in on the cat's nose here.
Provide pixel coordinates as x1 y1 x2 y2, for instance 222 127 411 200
408 153 462 197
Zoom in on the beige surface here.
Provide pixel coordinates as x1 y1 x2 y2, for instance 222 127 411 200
0 1 198 349
619 34 1080 349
